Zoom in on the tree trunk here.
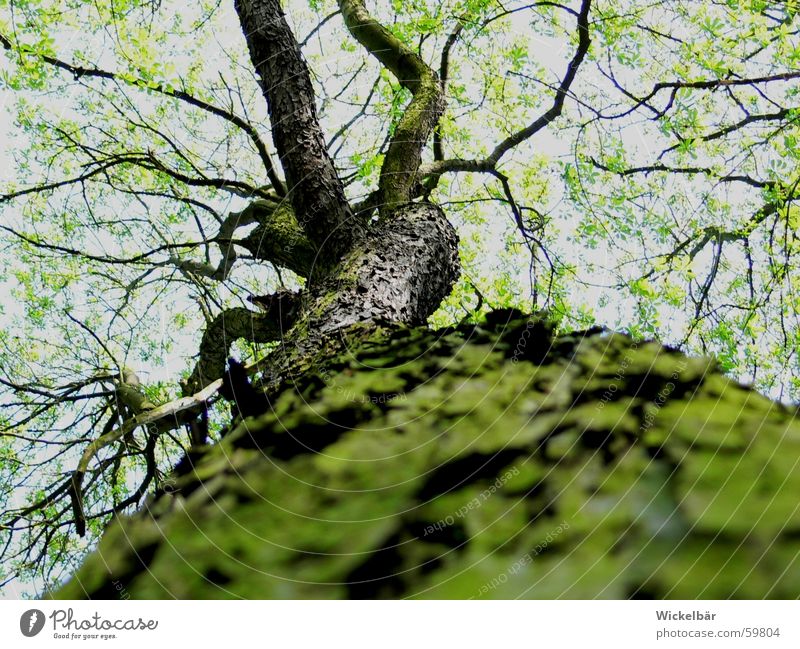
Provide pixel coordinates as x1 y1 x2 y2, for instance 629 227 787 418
51 312 800 599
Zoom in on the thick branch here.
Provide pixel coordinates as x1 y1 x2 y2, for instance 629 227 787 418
69 378 223 536
168 198 318 280
234 0 356 263
339 0 445 214
184 294 301 395
235 200 318 278
167 200 264 282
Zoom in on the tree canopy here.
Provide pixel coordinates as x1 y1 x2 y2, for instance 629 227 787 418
1 0 800 596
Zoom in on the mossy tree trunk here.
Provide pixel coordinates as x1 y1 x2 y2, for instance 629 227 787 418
54 313 800 599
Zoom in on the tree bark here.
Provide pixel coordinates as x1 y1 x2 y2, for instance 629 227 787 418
338 0 445 214
235 0 358 265
182 0 459 391
51 313 800 599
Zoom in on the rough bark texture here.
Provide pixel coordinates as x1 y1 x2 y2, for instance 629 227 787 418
52 311 800 599
256 201 460 392
308 202 459 330
184 296 301 395
236 200 318 278
185 201 459 391
338 0 445 213
180 0 456 392
235 0 357 263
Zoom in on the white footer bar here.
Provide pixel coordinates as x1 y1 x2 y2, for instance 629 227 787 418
1 600 796 647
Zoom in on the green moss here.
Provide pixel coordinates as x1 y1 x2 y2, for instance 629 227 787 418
241 200 317 277
52 313 800 599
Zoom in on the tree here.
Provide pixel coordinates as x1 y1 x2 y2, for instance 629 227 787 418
1 0 799 598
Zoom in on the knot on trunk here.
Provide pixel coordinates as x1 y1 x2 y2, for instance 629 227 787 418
309 201 460 334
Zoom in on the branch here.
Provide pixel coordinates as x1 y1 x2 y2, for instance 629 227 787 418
166 201 264 282
236 200 318 278
0 31 285 195
0 222 210 267
1 161 125 204
184 291 302 395
608 71 800 120
487 0 591 166
338 0 445 214
589 158 775 189
68 377 222 536
661 108 795 154
299 10 341 48
434 21 465 163
234 0 357 264
2 150 268 208
641 199 781 281
421 0 591 181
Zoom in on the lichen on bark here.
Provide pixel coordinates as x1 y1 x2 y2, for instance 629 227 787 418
52 311 800 599
236 200 318 278
338 0 445 214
